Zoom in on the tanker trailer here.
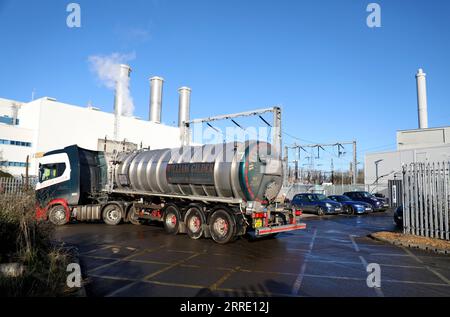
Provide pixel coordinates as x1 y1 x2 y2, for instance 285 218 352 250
35 141 306 244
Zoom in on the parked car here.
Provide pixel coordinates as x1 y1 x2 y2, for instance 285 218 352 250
373 193 390 209
394 205 403 228
291 193 343 216
328 195 373 215
343 191 386 211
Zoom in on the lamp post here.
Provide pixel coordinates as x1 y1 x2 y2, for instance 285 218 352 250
374 159 384 192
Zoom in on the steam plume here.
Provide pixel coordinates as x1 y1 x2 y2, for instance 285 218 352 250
88 52 135 116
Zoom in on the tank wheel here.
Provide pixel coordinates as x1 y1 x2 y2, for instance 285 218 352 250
48 205 68 226
185 207 205 240
102 204 122 226
163 205 181 235
209 209 235 244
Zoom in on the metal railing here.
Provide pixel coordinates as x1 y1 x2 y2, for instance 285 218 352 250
402 162 450 240
0 177 38 195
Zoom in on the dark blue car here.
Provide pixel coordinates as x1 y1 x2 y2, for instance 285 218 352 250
343 191 386 211
292 193 343 216
328 195 373 215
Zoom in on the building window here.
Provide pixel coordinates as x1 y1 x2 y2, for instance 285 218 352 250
0 139 31 147
0 116 18 125
0 161 29 167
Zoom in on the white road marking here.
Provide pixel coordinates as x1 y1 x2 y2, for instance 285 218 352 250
350 234 384 297
401 247 450 285
349 234 360 252
291 228 317 295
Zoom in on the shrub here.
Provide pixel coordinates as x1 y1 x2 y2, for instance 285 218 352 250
0 192 74 296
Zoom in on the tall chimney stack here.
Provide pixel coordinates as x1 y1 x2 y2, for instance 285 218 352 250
149 76 164 123
114 64 132 140
178 86 191 145
416 68 429 129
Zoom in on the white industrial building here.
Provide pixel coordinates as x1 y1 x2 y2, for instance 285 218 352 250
365 69 450 187
0 67 192 176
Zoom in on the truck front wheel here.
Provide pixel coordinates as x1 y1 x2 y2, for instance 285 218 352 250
103 204 122 225
48 205 68 226
209 209 235 244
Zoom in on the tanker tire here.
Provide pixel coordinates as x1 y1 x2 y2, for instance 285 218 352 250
163 205 181 235
102 204 122 226
209 210 235 244
48 205 68 226
185 207 205 240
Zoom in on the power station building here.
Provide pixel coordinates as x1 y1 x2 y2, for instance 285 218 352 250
0 68 191 176
365 69 450 187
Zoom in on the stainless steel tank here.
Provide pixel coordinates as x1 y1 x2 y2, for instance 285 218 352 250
113 141 282 202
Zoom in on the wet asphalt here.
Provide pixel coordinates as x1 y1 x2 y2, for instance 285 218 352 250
54 211 450 297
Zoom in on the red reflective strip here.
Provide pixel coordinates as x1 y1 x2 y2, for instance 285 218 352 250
258 223 306 235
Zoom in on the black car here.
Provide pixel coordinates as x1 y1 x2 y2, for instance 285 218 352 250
394 205 403 228
373 193 390 209
343 191 386 211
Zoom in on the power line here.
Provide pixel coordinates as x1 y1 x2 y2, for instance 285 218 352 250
282 131 318 144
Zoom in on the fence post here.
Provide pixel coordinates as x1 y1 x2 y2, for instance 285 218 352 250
445 162 450 240
402 164 409 234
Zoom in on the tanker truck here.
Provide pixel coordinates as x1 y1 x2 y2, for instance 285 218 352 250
35 141 305 243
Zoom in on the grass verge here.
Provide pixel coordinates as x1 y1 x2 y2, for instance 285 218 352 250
371 231 450 255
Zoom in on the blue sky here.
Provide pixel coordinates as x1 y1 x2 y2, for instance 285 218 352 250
0 0 449 171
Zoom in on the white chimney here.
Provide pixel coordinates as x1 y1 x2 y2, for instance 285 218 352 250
114 64 132 140
178 86 191 145
416 68 429 129
149 76 164 123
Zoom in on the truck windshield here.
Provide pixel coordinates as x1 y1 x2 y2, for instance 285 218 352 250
39 163 66 182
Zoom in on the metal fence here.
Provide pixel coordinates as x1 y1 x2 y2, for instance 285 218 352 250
403 162 450 240
0 177 38 195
